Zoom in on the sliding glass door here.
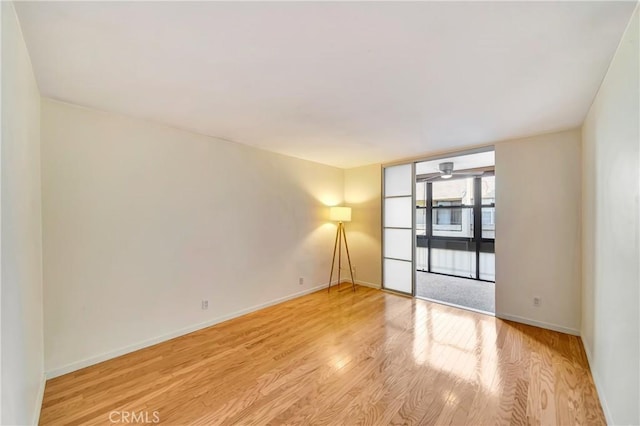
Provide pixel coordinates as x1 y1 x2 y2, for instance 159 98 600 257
415 175 495 282
382 151 495 297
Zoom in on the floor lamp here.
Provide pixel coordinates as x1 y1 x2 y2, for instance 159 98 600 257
328 206 356 292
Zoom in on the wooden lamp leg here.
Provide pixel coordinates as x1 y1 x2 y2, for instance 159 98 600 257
328 222 356 293
327 223 340 292
342 223 356 292
337 223 342 290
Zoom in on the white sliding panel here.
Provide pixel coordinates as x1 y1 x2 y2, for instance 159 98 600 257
384 228 412 260
382 163 414 295
384 198 413 228
384 259 413 294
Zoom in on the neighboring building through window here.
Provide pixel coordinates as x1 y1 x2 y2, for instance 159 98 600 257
482 209 494 226
434 200 463 226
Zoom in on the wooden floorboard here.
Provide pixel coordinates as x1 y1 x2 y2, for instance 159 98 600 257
40 286 605 425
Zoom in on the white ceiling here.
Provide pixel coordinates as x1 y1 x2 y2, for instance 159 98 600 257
15 1 636 168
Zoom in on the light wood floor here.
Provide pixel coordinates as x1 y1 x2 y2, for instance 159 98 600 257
40 286 604 425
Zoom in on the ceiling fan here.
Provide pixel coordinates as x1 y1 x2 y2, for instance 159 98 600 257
419 162 486 181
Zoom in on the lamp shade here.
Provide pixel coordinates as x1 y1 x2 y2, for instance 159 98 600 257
329 206 351 222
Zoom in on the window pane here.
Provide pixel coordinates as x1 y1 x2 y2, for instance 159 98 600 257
432 207 473 237
435 208 462 225
384 228 412 261
416 208 426 235
479 252 495 281
416 181 426 206
430 248 476 278
416 238 428 271
384 258 412 293
432 178 473 206
384 164 412 197
434 199 462 207
481 176 495 205
384 197 412 228
482 207 495 239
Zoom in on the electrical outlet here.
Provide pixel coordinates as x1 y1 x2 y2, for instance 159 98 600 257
202 300 209 310
533 297 541 307
299 277 304 285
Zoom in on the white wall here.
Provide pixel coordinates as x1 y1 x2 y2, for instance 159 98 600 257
1 5 4 421
495 129 582 335
581 5 639 424
1 2 45 425
344 164 382 287
41 99 344 376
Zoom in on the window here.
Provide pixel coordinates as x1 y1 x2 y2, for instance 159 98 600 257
434 199 463 226
414 155 495 283
482 209 494 226
435 208 462 225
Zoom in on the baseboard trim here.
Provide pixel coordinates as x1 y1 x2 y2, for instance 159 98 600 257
495 313 580 336
32 373 46 425
327 279 380 290
355 280 381 289
46 283 328 379
581 337 613 425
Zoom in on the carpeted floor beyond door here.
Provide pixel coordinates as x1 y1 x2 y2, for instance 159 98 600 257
416 272 495 313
